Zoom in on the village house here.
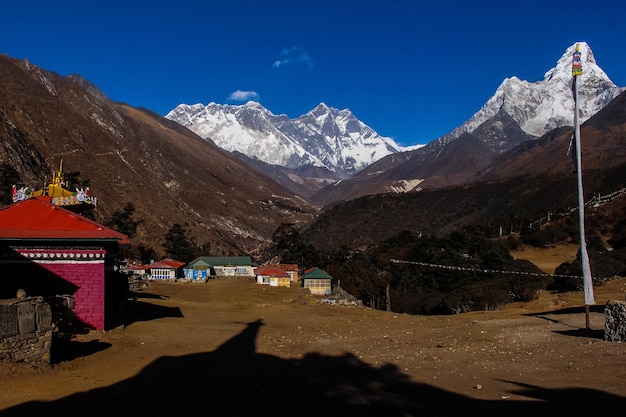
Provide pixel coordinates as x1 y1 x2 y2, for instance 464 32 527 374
0 196 129 330
302 267 333 295
182 256 256 280
148 259 185 280
183 257 212 281
271 264 299 282
204 256 255 278
255 266 291 287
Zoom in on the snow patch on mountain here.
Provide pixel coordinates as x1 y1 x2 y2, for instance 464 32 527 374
387 179 424 193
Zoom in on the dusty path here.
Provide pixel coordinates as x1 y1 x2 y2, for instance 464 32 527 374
1 276 626 416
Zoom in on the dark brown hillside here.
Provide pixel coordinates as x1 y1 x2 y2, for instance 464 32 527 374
391 132 494 185
391 109 537 186
585 89 626 130
311 109 537 207
231 151 338 199
306 91 626 249
479 91 626 182
0 55 315 256
305 161 626 250
475 127 574 182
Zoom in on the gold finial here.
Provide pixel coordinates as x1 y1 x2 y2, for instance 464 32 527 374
52 159 64 185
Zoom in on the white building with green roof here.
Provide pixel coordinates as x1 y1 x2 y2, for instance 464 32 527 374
184 256 254 280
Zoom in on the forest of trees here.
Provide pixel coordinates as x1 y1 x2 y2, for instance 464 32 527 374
268 213 626 316
268 224 553 314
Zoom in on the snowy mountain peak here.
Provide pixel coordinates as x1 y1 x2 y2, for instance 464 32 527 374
243 100 264 109
312 102 331 112
433 42 625 148
543 42 611 88
165 102 403 177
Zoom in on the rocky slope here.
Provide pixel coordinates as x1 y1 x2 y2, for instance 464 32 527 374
0 55 316 257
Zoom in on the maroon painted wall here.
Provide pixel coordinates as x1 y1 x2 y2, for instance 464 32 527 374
2 249 106 330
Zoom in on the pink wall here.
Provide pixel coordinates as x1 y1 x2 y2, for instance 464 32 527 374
16 249 107 330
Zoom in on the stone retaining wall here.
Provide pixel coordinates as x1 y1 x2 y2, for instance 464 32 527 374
0 298 52 363
604 299 626 342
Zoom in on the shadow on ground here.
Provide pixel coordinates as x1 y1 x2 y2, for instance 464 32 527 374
2 319 624 417
525 304 606 340
50 338 112 364
106 291 183 329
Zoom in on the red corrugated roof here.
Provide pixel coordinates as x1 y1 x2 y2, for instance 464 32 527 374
256 267 289 277
272 264 298 271
0 197 130 244
149 259 185 269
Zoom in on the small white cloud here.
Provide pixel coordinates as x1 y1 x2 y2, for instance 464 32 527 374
227 90 260 102
272 47 314 71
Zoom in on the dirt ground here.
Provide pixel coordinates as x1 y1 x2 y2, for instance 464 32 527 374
511 243 579 274
1 245 626 416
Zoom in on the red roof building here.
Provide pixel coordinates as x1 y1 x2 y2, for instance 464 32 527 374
0 197 130 330
0 196 129 243
269 264 299 282
255 266 291 287
148 259 186 280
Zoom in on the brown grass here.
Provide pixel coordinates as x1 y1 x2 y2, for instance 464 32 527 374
511 243 579 274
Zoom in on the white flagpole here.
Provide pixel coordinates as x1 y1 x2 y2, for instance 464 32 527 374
572 43 595 329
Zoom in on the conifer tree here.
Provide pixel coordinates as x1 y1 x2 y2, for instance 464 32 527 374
162 223 196 263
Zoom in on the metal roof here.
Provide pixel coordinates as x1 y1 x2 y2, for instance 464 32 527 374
302 267 333 279
188 256 253 266
0 197 130 244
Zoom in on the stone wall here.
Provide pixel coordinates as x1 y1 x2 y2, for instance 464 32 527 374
604 299 626 342
0 298 52 363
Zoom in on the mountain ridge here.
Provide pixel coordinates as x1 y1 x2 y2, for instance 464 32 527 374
165 101 403 179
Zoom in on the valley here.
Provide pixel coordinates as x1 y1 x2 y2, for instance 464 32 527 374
2 13 626 417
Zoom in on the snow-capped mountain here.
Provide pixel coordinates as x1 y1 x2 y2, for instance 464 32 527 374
432 42 625 150
165 101 402 177
310 42 626 206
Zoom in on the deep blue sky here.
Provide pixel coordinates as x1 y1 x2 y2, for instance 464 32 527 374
2 0 625 146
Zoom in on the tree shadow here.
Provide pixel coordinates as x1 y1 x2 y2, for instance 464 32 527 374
2 319 625 416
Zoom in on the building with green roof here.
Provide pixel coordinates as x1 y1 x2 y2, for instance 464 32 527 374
184 256 254 280
302 267 333 295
